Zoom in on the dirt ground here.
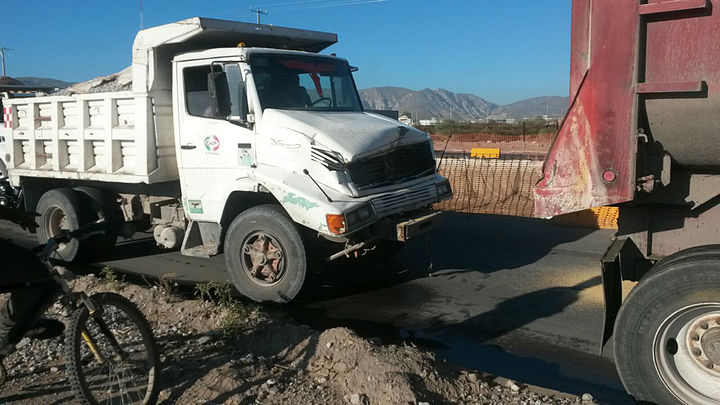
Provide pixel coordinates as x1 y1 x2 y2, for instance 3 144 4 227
0 272 597 405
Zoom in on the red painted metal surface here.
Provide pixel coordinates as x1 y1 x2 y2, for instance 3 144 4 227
639 0 709 15
635 81 705 94
642 0 720 167
535 0 639 217
535 0 720 216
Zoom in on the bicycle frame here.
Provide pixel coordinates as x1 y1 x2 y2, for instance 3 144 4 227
35 220 119 364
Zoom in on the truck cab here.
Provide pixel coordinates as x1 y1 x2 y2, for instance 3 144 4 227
172 47 446 245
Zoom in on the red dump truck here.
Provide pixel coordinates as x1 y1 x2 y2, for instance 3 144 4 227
534 1 720 403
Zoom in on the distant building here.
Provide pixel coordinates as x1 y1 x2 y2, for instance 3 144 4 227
542 114 563 123
488 113 511 123
398 115 412 126
419 118 439 126
366 109 398 120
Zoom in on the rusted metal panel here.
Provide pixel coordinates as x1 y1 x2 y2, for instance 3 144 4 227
535 0 639 217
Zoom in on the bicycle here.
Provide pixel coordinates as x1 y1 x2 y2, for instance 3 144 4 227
0 220 161 404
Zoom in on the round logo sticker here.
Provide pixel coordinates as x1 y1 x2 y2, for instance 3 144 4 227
204 135 220 152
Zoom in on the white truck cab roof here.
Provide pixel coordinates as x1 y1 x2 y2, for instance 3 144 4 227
133 17 338 93
172 47 345 64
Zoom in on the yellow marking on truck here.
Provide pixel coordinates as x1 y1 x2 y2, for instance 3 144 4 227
551 206 619 229
470 148 500 159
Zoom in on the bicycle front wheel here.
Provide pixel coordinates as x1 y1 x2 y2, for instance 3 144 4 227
65 292 160 405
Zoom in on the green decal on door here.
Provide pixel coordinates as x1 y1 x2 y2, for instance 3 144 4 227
188 200 204 214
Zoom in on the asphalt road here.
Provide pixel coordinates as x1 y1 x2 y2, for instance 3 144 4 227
0 213 635 403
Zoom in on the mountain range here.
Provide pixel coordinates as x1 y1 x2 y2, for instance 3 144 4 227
10 77 568 121
360 87 568 121
16 77 74 89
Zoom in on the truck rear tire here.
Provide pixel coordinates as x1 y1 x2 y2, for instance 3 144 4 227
614 257 720 404
74 186 119 257
36 188 93 262
643 244 720 280
223 205 307 303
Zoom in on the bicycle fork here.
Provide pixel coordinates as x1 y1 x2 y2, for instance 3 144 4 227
79 297 128 363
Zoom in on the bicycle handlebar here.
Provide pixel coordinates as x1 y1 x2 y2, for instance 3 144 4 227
36 219 108 259
58 219 108 242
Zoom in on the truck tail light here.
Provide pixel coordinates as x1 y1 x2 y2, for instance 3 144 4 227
326 214 346 235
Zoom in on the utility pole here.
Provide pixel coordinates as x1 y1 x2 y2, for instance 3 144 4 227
0 47 13 76
250 8 268 24
140 0 144 29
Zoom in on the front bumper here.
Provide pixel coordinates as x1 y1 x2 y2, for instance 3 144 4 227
396 211 442 242
327 208 443 261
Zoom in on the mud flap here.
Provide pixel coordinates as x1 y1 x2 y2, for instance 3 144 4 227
600 237 627 354
600 236 650 354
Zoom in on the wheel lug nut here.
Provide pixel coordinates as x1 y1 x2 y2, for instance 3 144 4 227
691 333 700 341
701 322 709 330
692 348 702 356
703 361 714 369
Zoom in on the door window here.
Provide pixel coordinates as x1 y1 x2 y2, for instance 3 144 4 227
183 64 247 120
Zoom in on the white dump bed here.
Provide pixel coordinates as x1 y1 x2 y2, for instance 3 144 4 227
1 92 177 185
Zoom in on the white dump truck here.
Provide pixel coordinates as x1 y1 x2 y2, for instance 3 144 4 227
0 17 451 302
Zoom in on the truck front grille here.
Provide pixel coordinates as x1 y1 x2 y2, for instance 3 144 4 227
372 184 437 216
347 142 436 191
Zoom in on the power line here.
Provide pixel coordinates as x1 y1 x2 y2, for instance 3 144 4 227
250 7 268 24
217 0 386 18
0 47 14 77
265 0 387 12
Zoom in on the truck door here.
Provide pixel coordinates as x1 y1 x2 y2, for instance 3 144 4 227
176 62 254 221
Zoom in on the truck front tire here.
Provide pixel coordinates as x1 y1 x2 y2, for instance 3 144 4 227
614 256 720 404
36 188 93 262
224 205 307 303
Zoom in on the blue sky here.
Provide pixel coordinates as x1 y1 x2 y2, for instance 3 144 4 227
2 0 571 105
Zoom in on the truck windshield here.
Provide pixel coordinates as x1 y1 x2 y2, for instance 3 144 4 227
249 53 362 112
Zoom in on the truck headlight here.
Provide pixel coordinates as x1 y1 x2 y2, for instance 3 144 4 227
436 180 452 198
326 203 376 235
345 203 375 226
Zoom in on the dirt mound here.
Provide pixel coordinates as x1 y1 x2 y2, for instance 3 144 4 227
1 272 592 404
54 66 132 95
